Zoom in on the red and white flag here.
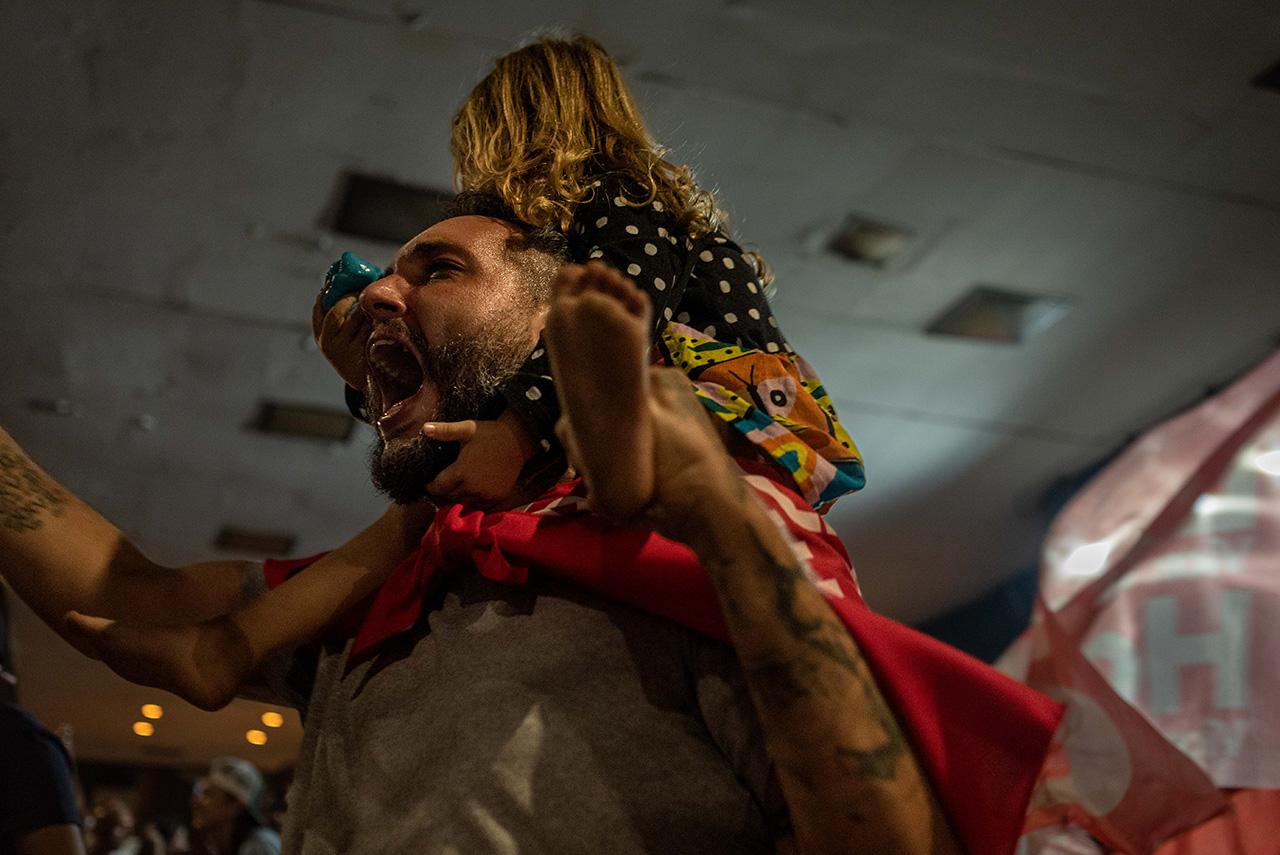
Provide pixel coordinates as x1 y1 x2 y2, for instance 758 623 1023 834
1003 349 1280 853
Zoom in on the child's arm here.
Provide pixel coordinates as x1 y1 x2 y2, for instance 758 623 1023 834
420 409 541 510
64 500 434 711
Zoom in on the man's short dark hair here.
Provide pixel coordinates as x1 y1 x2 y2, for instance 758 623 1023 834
443 192 569 264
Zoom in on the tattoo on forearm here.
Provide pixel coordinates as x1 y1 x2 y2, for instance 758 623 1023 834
0 444 68 532
734 527 910 782
746 656 819 709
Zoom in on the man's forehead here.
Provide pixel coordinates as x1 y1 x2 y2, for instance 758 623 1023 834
394 215 521 262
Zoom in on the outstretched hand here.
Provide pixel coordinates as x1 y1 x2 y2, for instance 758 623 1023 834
63 611 251 711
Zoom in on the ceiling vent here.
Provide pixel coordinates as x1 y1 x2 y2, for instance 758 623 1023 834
826 215 913 267
214 526 297 556
925 285 1070 344
328 173 453 245
24 397 81 417
252 401 355 442
1252 60 1280 92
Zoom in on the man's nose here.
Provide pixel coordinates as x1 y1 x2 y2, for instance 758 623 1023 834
359 274 410 321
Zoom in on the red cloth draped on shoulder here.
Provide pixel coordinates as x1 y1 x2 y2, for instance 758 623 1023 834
267 460 1062 855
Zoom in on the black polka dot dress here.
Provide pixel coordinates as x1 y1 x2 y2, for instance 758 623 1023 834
498 174 866 508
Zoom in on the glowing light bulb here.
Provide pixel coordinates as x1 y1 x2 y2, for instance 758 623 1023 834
246 729 268 745
261 712 284 728
1063 541 1111 577
133 721 155 737
141 704 163 720
1254 450 1280 476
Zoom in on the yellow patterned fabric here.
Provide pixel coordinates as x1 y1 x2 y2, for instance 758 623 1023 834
660 323 864 508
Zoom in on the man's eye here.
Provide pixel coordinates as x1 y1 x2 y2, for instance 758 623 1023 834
427 262 460 279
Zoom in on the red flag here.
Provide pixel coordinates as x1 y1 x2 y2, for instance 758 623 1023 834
270 462 1061 855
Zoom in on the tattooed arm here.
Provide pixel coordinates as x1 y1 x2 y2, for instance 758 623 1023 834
680 477 959 855
544 265 960 854
557 369 961 855
0 426 253 636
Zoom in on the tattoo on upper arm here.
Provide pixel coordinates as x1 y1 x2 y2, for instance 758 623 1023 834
737 527 910 782
0 444 68 532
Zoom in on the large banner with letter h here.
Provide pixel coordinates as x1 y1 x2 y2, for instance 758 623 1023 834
1004 349 1280 854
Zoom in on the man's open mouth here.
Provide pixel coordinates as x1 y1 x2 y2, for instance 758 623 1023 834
367 334 428 427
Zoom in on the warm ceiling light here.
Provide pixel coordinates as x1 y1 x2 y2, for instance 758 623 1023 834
261 712 285 728
141 704 163 720
925 285 1071 344
133 721 155 737
246 730 268 745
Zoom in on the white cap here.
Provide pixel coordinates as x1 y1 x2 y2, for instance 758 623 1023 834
206 756 265 821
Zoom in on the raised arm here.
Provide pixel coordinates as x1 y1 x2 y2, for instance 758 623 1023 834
649 408 958 854
545 267 961 854
0 425 250 636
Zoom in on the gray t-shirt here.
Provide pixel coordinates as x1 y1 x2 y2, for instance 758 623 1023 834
249 565 780 854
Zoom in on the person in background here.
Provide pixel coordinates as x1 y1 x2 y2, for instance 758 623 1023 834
187 759 278 855
86 800 136 855
0 697 87 855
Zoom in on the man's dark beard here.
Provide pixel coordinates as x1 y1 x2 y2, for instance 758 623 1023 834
367 321 532 504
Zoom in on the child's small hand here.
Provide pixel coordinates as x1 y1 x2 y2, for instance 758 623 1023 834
312 291 372 391
424 410 539 510
63 611 250 712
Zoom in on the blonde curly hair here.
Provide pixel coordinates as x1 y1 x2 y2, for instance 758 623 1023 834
451 35 770 282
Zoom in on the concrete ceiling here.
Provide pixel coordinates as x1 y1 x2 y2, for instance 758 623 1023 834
4 0 1280 768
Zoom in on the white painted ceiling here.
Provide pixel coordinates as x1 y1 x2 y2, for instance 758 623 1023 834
4 0 1280 768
